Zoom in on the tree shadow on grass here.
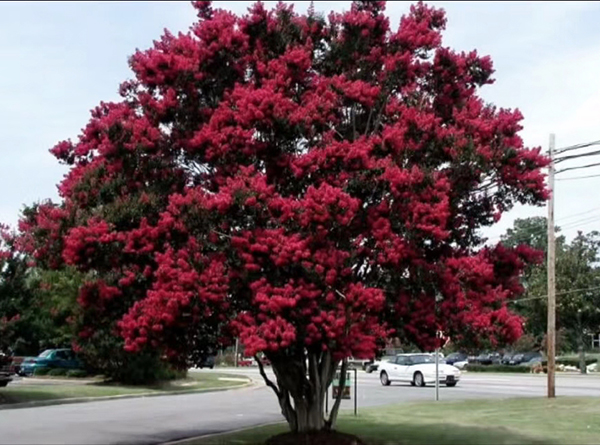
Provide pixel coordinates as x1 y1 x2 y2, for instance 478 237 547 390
197 421 556 445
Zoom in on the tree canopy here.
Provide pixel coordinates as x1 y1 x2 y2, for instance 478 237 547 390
17 0 548 432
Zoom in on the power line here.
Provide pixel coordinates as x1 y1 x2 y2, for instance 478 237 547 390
556 173 600 181
560 217 600 232
555 149 600 164
557 207 600 222
557 161 600 175
511 285 600 304
554 140 600 155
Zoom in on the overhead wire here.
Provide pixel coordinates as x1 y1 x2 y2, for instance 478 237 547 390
556 173 600 181
560 217 600 231
556 161 600 175
554 140 600 155
510 285 600 304
557 207 600 222
555 149 600 164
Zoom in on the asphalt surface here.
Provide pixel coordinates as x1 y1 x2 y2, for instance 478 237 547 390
2 369 600 445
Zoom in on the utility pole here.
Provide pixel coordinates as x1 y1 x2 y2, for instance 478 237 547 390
234 338 239 368
435 343 440 402
547 133 556 398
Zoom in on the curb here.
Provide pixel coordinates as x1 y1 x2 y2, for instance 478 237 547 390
162 420 285 445
0 379 255 411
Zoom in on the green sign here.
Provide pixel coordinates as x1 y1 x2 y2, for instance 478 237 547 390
332 371 352 399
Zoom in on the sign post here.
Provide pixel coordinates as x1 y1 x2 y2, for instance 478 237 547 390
327 368 358 416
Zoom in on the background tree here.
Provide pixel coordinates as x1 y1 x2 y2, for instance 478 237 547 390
557 231 600 371
501 217 600 364
1 219 81 356
500 217 557 344
0 226 44 355
21 1 548 434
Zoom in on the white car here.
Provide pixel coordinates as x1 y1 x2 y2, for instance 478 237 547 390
379 353 461 387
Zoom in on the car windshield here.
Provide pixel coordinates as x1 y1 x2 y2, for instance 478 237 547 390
38 350 53 358
409 354 434 364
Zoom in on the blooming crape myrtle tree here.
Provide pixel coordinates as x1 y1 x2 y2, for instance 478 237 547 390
24 0 548 433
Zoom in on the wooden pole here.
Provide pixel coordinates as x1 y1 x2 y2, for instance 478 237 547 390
234 338 239 368
435 346 440 401
354 368 357 416
547 133 556 398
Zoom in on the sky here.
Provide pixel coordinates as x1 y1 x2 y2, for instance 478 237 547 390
1 1 599 242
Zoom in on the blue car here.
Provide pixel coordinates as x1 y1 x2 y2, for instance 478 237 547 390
20 349 82 376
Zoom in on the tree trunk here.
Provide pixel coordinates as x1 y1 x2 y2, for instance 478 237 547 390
256 350 340 434
325 358 348 431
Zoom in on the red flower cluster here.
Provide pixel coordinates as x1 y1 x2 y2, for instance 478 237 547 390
21 1 548 367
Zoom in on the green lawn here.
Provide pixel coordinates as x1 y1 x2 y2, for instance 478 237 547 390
195 397 600 445
0 372 250 405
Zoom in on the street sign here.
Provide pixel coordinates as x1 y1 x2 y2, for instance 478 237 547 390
332 370 351 400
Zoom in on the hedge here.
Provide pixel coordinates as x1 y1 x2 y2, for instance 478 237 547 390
465 364 531 373
66 369 88 378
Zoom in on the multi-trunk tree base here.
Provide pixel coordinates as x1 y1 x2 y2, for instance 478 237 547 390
265 431 368 445
257 351 349 433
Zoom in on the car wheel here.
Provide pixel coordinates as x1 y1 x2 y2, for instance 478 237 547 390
413 372 425 387
446 382 457 387
380 371 391 386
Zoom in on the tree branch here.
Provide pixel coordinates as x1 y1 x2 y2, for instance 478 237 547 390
255 354 280 398
326 358 348 430
371 95 389 135
328 123 345 140
308 351 320 402
364 105 374 136
351 105 357 142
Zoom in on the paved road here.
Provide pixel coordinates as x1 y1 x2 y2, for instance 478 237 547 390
2 369 600 445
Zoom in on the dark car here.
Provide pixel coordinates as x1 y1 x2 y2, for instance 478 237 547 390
198 355 215 369
471 352 502 365
501 353 515 365
444 352 468 366
509 351 543 366
20 349 82 376
365 355 396 373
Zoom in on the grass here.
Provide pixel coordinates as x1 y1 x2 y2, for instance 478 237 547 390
0 372 250 405
194 397 600 445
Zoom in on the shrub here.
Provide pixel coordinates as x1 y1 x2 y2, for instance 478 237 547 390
33 367 50 376
465 364 530 373
216 351 236 367
66 369 88 378
48 368 68 376
102 353 186 385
